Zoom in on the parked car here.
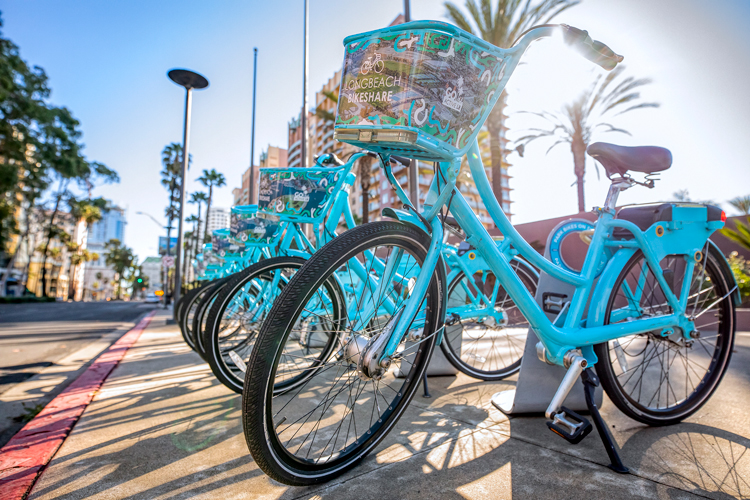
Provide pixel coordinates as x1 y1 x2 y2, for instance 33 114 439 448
144 292 160 304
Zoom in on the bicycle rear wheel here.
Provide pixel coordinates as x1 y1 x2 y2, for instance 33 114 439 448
243 221 444 485
441 258 537 380
594 247 735 426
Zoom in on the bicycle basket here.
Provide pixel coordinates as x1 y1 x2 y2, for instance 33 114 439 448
257 166 345 223
230 204 281 248
334 20 517 161
202 243 222 267
211 228 244 260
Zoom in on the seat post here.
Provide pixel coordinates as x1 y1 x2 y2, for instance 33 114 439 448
603 177 633 212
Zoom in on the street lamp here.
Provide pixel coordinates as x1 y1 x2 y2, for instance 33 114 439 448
168 68 209 307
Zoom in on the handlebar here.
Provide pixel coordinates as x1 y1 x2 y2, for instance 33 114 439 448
560 24 623 71
511 24 623 71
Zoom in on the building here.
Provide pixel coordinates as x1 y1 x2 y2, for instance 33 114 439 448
83 203 126 301
140 256 162 294
205 207 230 235
232 146 288 206
19 209 88 299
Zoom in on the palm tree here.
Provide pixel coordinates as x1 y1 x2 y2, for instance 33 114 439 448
515 66 659 212
444 0 578 212
189 191 209 251
721 218 750 252
104 238 136 300
161 143 192 257
728 195 750 216
66 197 106 300
198 169 227 243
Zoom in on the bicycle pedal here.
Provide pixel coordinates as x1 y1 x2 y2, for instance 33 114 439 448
546 407 592 445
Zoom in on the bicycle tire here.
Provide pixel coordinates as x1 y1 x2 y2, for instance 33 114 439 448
203 257 338 394
441 257 537 380
594 247 735 426
191 276 231 360
243 221 444 485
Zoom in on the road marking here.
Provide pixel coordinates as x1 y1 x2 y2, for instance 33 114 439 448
0 310 156 500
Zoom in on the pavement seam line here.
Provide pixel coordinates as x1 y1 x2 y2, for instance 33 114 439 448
361 400 714 499
453 409 715 498
0 310 156 500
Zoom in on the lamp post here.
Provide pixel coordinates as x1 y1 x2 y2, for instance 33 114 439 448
249 48 258 204
403 0 419 210
300 0 309 168
167 69 209 307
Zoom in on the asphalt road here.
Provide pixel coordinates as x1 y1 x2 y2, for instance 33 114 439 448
0 300 157 447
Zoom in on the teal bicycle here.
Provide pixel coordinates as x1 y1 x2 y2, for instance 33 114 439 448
242 21 738 484
203 153 537 393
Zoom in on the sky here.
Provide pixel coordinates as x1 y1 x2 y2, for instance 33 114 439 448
2 0 750 261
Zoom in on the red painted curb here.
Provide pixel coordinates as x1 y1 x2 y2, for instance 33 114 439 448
0 310 157 500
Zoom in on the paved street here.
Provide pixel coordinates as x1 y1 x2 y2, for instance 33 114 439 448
23 309 750 499
0 301 157 447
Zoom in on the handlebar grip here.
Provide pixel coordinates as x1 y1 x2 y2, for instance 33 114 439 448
561 25 623 71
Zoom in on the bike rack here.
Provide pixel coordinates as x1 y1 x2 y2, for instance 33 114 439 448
491 219 602 415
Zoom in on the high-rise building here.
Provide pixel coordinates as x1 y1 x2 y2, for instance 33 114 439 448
232 146 288 206
83 203 126 300
206 207 230 235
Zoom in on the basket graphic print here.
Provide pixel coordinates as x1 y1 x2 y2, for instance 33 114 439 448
230 209 280 247
335 21 512 161
212 229 243 259
257 168 342 221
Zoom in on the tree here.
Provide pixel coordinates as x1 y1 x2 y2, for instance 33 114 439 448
198 169 226 242
64 196 107 300
161 143 184 260
189 191 208 254
728 195 750 216
0 14 118 295
515 65 658 212
104 238 136 300
128 265 148 299
444 0 578 213
721 218 750 253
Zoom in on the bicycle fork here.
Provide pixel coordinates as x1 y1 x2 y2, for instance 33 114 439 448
543 348 629 474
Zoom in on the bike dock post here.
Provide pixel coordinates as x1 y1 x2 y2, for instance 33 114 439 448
491 219 603 415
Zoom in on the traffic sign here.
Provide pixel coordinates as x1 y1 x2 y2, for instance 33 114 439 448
162 256 175 268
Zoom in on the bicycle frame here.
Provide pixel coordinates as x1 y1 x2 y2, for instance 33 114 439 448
374 140 723 367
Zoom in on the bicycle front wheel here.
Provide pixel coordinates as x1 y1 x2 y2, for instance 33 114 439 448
203 257 339 394
243 221 445 485
594 247 735 426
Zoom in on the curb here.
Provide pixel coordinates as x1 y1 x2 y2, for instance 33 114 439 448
0 310 156 500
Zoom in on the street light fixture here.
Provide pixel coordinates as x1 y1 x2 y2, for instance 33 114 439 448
168 68 209 307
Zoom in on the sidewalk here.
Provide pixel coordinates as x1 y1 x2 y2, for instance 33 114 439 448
27 310 750 499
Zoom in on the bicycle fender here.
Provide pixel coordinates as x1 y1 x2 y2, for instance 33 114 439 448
380 210 448 345
382 207 430 234
708 239 741 306
585 247 637 330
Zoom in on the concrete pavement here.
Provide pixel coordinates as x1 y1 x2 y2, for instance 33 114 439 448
26 310 750 499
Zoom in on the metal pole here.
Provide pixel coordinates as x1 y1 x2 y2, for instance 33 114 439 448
403 0 419 210
300 0 309 168
174 87 193 306
249 48 258 203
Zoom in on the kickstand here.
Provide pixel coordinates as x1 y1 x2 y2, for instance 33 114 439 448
422 372 431 398
581 369 629 474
